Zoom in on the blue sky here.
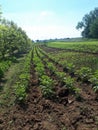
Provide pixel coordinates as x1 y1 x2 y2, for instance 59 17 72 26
0 0 98 40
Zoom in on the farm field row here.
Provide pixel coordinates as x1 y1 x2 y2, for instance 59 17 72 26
0 45 98 130
47 40 98 53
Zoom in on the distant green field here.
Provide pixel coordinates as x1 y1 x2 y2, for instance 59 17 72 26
47 41 98 53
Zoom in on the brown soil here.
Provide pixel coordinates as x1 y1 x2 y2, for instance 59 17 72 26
40 45 64 54
0 47 98 130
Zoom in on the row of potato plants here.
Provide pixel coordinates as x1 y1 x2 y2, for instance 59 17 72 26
15 50 33 103
36 46 81 97
39 46 98 93
33 46 55 99
58 59 98 93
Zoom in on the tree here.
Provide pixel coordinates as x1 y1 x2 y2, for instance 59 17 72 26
0 7 32 59
90 18 98 38
76 8 98 38
0 18 32 59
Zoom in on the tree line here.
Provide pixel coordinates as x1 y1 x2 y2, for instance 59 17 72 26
76 8 98 38
0 7 32 59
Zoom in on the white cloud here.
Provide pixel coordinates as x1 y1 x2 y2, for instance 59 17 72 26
22 25 80 40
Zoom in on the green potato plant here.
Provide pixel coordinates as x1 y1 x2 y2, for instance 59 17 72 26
75 67 92 82
40 75 55 99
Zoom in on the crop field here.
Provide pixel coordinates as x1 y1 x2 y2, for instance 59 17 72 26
43 48 98 71
0 41 98 130
47 40 98 53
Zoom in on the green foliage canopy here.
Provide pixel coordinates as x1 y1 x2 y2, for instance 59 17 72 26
0 19 32 59
76 8 98 38
0 7 32 59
